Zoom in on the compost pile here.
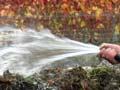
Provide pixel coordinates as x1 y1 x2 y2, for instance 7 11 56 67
0 66 120 90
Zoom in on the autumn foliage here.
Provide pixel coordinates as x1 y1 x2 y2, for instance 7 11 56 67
0 0 120 43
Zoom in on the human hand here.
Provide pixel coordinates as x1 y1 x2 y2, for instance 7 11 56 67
100 43 120 53
99 48 119 64
99 43 120 64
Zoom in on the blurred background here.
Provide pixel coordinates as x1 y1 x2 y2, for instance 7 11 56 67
0 0 120 44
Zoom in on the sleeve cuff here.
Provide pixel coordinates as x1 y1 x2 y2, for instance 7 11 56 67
114 54 120 63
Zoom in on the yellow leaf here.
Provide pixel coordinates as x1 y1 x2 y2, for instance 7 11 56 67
114 23 120 35
80 21 86 27
92 6 98 11
95 8 103 20
61 3 69 12
96 23 104 29
79 3 85 12
87 10 91 15
25 11 32 17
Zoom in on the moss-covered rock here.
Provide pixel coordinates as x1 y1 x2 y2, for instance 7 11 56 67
89 66 120 90
58 67 91 90
0 70 38 90
34 67 92 90
0 66 120 90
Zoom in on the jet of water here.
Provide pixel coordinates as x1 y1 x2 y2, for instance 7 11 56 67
0 26 100 76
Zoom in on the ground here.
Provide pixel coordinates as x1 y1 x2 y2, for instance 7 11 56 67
0 66 120 90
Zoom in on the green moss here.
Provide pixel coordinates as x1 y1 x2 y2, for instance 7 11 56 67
89 66 120 90
59 67 89 90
